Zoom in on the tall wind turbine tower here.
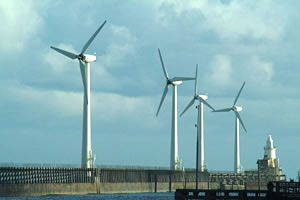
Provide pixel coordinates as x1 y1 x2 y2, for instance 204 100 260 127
156 48 195 170
180 65 214 172
50 20 107 168
213 82 247 173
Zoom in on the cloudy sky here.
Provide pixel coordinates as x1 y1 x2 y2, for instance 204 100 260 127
0 0 299 178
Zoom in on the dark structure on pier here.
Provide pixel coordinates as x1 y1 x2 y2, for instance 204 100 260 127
175 181 300 200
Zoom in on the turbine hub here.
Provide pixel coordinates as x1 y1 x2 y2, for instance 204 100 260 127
233 106 242 112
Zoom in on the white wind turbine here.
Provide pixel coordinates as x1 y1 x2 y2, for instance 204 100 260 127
213 81 247 173
180 65 214 175
50 20 107 168
156 48 195 170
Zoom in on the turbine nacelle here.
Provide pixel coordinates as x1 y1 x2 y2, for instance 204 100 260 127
233 106 243 112
81 54 96 63
171 80 183 86
197 94 208 100
167 80 183 86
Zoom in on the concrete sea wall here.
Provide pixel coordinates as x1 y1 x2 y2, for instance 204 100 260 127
0 167 275 196
0 183 96 196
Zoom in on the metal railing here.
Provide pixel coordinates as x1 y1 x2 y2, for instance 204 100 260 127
0 167 96 184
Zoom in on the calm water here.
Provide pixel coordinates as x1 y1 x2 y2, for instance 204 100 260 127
0 193 174 200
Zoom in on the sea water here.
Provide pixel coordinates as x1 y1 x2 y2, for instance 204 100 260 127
0 192 174 200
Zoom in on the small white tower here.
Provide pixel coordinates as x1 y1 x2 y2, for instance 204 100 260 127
264 136 276 158
257 135 282 179
263 135 279 168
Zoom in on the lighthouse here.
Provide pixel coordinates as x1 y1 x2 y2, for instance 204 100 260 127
257 135 282 178
263 135 279 168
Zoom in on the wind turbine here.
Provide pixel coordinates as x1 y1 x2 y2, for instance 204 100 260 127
156 48 195 170
50 20 107 168
180 64 214 179
213 81 247 173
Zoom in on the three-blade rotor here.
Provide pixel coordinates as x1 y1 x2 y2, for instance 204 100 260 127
156 48 195 117
213 81 247 132
180 64 215 117
50 20 107 103
50 20 107 61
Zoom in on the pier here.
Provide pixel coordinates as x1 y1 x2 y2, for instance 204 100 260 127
0 166 283 196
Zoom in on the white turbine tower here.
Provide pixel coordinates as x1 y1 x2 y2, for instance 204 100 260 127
50 20 107 168
180 65 214 173
156 48 195 170
213 81 247 173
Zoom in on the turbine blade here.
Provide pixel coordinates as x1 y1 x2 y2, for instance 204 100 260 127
195 64 198 96
213 107 232 112
170 77 195 82
156 84 169 116
81 20 107 54
233 81 246 106
50 46 77 59
200 98 215 111
235 111 247 132
180 98 195 117
79 60 88 103
158 48 169 79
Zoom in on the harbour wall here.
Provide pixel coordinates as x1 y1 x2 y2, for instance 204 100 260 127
0 167 277 196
